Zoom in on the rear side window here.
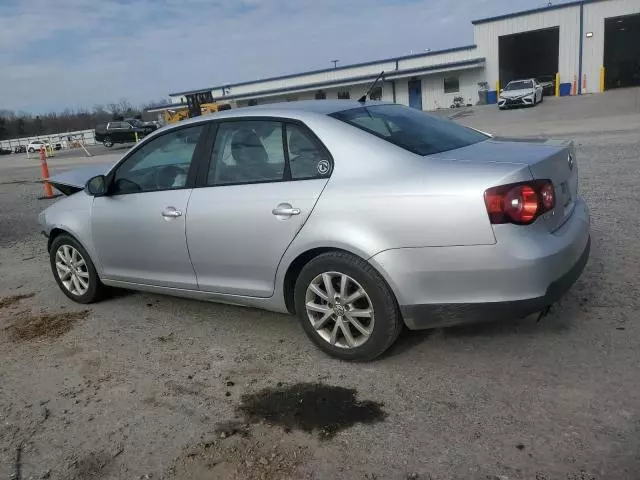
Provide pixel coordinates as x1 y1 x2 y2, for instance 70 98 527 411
208 121 285 186
331 104 488 156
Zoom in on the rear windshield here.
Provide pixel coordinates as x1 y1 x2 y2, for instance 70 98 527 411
330 104 488 156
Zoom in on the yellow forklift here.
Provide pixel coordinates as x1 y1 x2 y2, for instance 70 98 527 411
164 91 231 124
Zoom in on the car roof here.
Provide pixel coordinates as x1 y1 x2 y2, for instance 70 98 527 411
159 100 392 132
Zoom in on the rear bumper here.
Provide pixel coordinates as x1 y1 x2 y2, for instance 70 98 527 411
370 198 590 330
400 236 589 329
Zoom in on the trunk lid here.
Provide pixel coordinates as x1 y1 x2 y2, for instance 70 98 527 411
432 137 578 231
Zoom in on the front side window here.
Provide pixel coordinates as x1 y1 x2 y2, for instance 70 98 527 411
444 76 460 93
331 104 488 156
208 121 285 186
112 124 203 194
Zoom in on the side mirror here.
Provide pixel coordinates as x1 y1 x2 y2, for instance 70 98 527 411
500 89 504 93
86 175 108 196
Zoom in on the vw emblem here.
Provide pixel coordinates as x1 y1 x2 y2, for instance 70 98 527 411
568 153 574 170
317 159 331 175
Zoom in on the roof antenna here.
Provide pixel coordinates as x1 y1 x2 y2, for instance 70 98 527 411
358 71 385 103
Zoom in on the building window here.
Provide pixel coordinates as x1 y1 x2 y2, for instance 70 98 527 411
248 99 259 106
369 86 382 101
444 76 460 94
286 96 298 102
337 91 350 99
315 90 327 100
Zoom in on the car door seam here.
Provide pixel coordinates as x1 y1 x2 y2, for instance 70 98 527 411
183 188 200 288
270 178 332 295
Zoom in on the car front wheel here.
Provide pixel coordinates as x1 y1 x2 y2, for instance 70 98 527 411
50 234 106 304
294 251 402 361
103 137 113 147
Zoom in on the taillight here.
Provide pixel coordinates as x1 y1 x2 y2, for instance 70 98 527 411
484 180 555 225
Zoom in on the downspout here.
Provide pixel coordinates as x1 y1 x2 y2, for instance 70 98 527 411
392 59 399 103
578 2 584 94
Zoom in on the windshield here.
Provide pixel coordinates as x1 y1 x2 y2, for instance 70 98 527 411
505 80 533 91
331 104 488 156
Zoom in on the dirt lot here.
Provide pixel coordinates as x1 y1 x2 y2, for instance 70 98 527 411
1 89 639 480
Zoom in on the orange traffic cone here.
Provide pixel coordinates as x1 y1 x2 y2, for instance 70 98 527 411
40 145 54 198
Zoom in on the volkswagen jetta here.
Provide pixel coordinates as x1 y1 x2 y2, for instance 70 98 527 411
39 101 590 360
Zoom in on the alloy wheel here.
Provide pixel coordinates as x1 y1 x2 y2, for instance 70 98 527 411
305 271 375 349
55 244 90 296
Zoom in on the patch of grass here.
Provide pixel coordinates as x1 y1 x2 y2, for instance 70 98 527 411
4 310 89 341
0 293 35 309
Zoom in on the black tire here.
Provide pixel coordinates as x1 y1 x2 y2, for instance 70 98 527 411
294 251 402 361
103 137 113 148
28 148 35 153
540 93 544 103
49 234 106 304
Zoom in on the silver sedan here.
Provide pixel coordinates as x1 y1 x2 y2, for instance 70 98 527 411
39 101 590 360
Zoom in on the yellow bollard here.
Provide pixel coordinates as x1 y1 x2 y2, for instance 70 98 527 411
134 131 139 143
600 66 605 92
496 80 500 94
555 73 561 97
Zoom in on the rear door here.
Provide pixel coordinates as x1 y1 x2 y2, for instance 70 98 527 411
186 119 332 297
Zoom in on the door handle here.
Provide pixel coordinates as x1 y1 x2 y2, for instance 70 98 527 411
272 204 301 217
161 207 182 218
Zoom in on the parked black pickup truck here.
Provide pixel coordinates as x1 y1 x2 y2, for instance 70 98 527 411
94 121 148 147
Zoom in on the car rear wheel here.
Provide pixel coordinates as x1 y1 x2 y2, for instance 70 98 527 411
103 137 113 148
50 234 106 304
28 148 35 153
294 251 402 361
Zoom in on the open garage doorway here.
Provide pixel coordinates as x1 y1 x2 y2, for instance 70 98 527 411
499 27 559 95
604 13 640 90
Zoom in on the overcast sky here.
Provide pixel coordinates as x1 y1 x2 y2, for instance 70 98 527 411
0 0 573 113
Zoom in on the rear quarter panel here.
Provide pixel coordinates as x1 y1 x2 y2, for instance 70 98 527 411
282 116 533 255
273 114 534 300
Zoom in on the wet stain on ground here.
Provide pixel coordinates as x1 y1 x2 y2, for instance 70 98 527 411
4 309 89 341
68 450 114 479
0 292 35 309
237 382 387 439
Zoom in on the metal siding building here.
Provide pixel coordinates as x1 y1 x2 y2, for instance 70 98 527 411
582 0 640 93
156 0 640 116
474 5 582 91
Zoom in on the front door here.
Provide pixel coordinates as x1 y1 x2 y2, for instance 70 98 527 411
91 123 205 289
186 120 332 297
408 79 423 110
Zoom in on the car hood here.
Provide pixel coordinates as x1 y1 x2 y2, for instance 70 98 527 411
49 162 114 195
500 88 534 98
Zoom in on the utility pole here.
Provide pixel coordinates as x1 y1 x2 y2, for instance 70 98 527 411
331 60 339 69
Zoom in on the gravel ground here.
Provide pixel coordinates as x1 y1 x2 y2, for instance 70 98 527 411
1 89 639 480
